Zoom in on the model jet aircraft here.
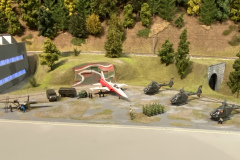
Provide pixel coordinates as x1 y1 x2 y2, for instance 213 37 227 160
144 78 174 94
170 85 203 105
210 98 240 120
90 71 128 99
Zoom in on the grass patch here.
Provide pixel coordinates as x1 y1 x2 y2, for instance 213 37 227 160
223 117 240 126
82 109 113 120
170 123 192 127
21 34 33 41
192 109 208 119
21 34 33 45
20 114 29 120
34 101 90 119
137 28 150 38
228 34 240 46
131 113 160 124
70 38 86 46
222 29 232 36
168 115 191 121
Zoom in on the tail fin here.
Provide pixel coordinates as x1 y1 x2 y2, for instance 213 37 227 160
197 85 203 97
168 78 174 88
101 71 105 80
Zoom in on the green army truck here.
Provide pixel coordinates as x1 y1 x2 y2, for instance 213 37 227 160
58 87 77 98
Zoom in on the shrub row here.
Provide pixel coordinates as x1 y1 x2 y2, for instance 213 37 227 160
142 103 164 117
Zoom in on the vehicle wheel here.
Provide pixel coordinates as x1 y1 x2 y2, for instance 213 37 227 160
71 94 74 98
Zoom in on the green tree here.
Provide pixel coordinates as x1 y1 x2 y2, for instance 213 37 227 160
40 39 61 70
187 0 201 16
199 0 217 25
175 13 184 28
64 0 76 16
104 14 123 58
123 4 134 28
37 7 56 38
0 11 8 33
52 0 69 31
230 0 240 22
76 0 92 17
176 0 189 7
19 0 41 29
131 0 146 15
175 29 190 79
86 14 102 35
216 0 232 22
227 52 240 98
158 39 175 66
148 0 160 15
140 3 151 27
7 11 22 35
108 14 124 37
91 0 117 19
69 14 88 38
158 0 176 21
0 0 12 16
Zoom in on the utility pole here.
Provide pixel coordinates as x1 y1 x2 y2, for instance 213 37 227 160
152 0 155 55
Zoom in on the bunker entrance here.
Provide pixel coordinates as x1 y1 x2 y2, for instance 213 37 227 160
209 73 217 91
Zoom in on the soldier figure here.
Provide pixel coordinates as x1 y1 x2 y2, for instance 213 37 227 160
218 117 223 124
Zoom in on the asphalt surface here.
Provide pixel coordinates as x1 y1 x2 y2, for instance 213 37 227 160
0 119 240 160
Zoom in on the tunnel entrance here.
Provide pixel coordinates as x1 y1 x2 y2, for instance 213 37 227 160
209 73 217 91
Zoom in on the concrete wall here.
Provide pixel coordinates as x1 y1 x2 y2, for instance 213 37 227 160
0 42 29 92
208 62 226 91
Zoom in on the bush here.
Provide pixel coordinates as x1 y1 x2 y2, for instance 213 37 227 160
21 34 33 45
142 103 165 117
21 34 33 41
137 28 150 38
229 25 236 31
73 48 81 56
70 38 86 46
175 13 184 28
29 77 37 87
228 35 240 46
130 112 135 120
222 29 232 36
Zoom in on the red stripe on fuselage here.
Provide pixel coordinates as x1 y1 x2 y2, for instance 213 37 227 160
100 78 122 97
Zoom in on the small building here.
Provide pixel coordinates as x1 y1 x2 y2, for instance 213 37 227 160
0 34 29 92
72 62 116 86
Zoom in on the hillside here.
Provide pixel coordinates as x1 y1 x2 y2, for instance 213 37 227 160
10 54 240 104
13 14 240 57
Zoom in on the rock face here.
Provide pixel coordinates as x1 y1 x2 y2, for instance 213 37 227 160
208 62 225 91
149 21 170 37
201 25 211 30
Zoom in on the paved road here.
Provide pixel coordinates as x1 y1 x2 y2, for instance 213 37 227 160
0 120 240 160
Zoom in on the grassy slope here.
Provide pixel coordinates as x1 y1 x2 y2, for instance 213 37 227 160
12 54 240 104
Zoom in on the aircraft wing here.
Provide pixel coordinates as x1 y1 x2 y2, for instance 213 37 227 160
93 83 101 86
90 87 110 91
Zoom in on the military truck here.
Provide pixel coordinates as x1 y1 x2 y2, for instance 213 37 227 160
46 89 58 102
78 90 88 98
58 87 77 98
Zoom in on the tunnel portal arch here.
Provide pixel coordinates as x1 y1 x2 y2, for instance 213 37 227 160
208 63 225 91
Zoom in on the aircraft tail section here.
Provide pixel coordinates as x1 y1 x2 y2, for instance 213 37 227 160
168 78 174 88
196 85 203 97
100 71 106 81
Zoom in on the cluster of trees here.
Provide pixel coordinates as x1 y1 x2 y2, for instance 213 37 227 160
142 103 165 117
158 29 190 79
1 0 240 37
0 0 22 35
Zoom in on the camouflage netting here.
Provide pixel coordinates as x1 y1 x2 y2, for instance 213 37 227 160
72 62 115 86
